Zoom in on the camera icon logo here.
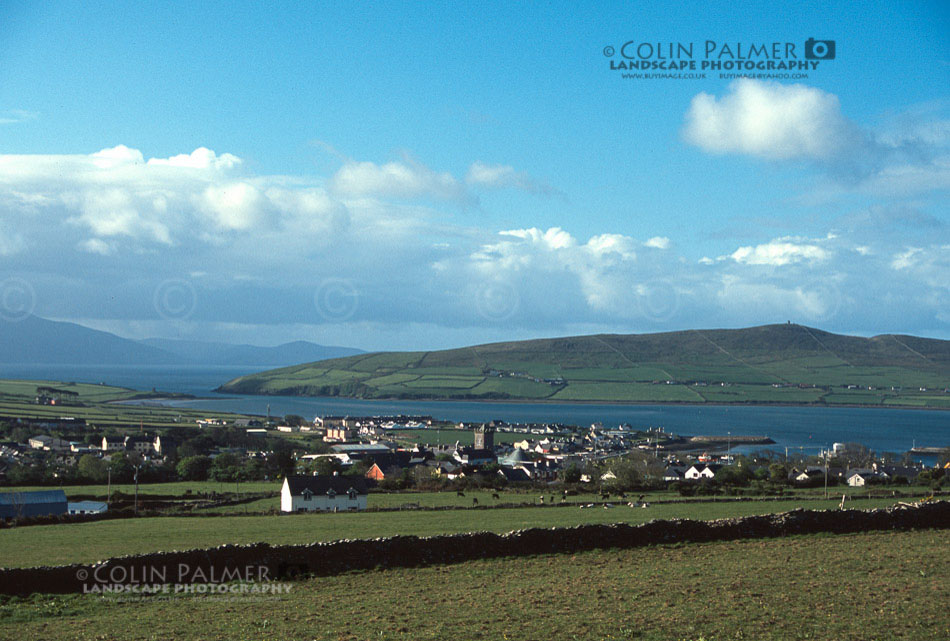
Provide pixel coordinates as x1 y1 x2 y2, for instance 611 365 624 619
804 38 836 60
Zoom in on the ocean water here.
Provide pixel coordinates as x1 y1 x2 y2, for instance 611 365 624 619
2 364 947 456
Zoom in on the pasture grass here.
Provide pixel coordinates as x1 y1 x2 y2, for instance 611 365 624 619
0 496 917 569
0 528 947 640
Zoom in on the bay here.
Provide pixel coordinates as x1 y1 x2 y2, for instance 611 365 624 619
2 364 947 457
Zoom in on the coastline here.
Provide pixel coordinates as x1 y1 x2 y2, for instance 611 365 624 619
204 390 950 411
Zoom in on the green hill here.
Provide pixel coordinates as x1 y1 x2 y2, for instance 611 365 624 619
216 324 950 408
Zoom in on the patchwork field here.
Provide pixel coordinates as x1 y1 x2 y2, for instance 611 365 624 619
218 324 950 406
0 379 250 428
0 528 946 640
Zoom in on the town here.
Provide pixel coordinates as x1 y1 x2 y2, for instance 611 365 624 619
2 400 946 520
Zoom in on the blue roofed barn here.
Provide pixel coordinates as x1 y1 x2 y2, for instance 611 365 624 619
0 490 68 520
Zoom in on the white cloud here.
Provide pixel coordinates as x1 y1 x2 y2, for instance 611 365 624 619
465 161 558 196
77 238 115 256
2 144 947 341
330 159 469 202
727 237 831 266
887 245 948 287
645 236 671 249
857 157 950 197
147 147 241 170
469 227 645 311
91 145 145 168
0 222 25 256
68 187 173 243
0 145 354 251
891 247 923 270
196 182 269 231
685 85 950 199
587 233 637 260
716 276 842 322
500 227 576 250
0 109 38 125
683 79 859 160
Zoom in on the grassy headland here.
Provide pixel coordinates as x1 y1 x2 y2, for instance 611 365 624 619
218 324 950 407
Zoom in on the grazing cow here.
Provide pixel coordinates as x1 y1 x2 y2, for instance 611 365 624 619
472 497 478 506
492 492 500 500
600 492 610 500
457 491 465 497
617 492 626 500
539 495 545 504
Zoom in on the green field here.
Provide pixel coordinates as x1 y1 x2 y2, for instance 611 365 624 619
0 379 252 429
0 528 946 640
4 481 279 498
3 482 923 508
218 324 950 406
0 497 919 569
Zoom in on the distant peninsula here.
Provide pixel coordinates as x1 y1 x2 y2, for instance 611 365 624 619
216 324 950 409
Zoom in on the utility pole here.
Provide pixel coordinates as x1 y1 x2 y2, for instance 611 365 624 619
824 447 829 500
133 465 139 515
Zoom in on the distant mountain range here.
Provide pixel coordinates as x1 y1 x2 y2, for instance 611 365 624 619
218 324 950 408
0 316 364 367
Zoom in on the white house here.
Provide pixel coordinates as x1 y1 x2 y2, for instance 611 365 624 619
280 475 368 513
29 435 69 451
684 463 722 480
101 436 125 452
124 436 153 455
847 470 878 487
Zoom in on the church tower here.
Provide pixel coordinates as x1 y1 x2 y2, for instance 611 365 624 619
474 424 495 451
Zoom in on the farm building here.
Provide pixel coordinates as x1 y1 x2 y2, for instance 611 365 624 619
281 475 368 513
365 463 388 481
68 501 108 515
0 490 68 520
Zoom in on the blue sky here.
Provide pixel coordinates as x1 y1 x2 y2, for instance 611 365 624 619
0 1 948 349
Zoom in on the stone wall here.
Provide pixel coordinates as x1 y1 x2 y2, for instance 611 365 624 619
2 501 947 596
